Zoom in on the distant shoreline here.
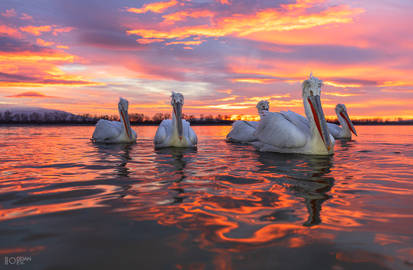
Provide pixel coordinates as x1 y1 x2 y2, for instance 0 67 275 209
1 121 413 126
2 108 412 126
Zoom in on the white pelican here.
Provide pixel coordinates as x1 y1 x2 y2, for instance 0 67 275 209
327 104 357 139
253 74 334 155
91 97 137 143
154 92 197 148
226 100 269 143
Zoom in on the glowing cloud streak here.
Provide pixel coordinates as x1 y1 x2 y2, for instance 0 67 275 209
127 0 178 14
126 2 363 45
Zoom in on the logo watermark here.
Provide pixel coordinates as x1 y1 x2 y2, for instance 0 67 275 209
4 256 31 265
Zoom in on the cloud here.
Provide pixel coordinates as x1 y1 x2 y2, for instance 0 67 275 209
0 0 411 119
20 13 32 20
0 72 37 82
0 71 99 87
6 91 55 98
0 25 21 38
136 38 164 44
79 30 143 50
127 0 178 14
165 40 204 46
218 0 230 5
36 38 54 47
161 10 214 24
53 26 73 36
126 1 363 46
0 36 99 88
1 8 16 18
0 35 44 52
20 25 52 36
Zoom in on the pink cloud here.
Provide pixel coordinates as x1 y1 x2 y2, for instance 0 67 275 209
53 27 74 36
1 8 16 18
0 25 21 37
20 13 32 20
36 38 54 47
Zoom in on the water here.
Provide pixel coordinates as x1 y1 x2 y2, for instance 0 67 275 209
0 125 412 269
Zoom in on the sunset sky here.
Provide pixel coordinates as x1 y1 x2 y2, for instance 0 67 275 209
0 0 412 119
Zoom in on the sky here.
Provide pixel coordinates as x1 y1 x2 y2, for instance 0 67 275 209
0 0 412 120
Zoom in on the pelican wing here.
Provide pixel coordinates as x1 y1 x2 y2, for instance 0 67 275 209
154 119 172 145
92 119 122 142
327 122 341 138
226 120 258 143
183 120 197 145
255 112 307 148
280 110 310 134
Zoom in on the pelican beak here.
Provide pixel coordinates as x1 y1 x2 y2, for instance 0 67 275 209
174 102 183 140
340 111 357 136
308 95 332 151
120 109 131 139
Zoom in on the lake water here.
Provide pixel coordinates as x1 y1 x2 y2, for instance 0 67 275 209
0 125 412 269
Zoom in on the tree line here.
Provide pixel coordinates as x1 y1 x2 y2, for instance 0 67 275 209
0 110 412 125
82 113 234 125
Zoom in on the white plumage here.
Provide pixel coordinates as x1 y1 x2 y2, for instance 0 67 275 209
154 92 197 148
226 100 269 143
327 104 357 139
253 74 334 155
92 97 137 143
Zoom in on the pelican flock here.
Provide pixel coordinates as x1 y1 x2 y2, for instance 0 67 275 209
252 74 335 155
327 104 357 139
90 74 356 154
226 100 269 143
92 97 137 143
154 92 197 148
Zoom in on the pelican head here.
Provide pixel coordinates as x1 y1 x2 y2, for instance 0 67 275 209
256 100 269 112
302 73 323 97
118 97 132 139
302 74 333 151
171 91 184 140
335 104 357 136
118 97 129 112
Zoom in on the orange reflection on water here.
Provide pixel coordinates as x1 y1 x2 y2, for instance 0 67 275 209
0 185 117 221
119 135 335 250
0 125 412 268
0 246 45 255
0 126 125 221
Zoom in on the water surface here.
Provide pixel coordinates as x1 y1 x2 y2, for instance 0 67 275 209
0 125 412 269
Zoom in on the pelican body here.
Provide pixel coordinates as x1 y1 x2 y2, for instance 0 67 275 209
327 104 357 139
92 97 137 143
226 100 269 143
253 74 334 155
154 92 197 148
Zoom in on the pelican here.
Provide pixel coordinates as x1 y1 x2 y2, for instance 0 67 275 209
279 103 357 140
226 100 269 143
154 92 197 148
327 104 357 139
253 74 334 155
91 97 137 143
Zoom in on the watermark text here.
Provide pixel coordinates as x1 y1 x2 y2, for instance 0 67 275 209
4 256 32 265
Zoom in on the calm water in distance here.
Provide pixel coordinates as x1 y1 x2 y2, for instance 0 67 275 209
0 125 412 269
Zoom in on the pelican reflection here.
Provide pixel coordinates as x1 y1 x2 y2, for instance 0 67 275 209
154 147 197 203
93 143 133 178
256 152 334 226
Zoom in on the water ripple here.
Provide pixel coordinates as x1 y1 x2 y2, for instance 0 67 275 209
0 125 412 269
